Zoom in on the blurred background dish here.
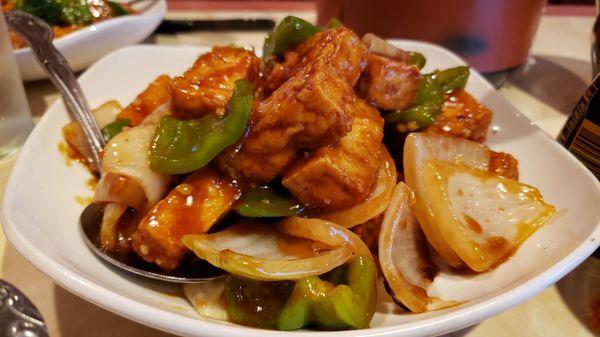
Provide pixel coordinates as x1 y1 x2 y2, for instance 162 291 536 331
11 0 166 81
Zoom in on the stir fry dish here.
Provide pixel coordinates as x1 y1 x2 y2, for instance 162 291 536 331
63 16 556 331
2 0 135 49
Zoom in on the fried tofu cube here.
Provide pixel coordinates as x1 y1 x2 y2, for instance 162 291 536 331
218 57 358 183
357 53 420 111
131 167 239 271
263 27 366 95
172 46 260 119
426 89 492 142
117 75 173 126
282 100 384 210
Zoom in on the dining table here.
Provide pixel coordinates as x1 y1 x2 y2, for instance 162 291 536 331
1 2 599 336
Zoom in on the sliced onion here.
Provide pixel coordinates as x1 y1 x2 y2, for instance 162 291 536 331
95 124 170 208
183 278 229 321
182 220 354 281
99 202 128 250
315 148 396 228
379 182 458 312
62 100 123 170
362 33 411 62
278 217 372 259
93 173 147 210
404 133 491 267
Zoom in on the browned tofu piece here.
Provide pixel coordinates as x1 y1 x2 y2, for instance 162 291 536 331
426 89 492 142
357 53 420 111
218 57 358 183
117 75 173 126
131 167 239 271
489 151 519 180
282 100 384 210
172 46 260 119
263 28 366 95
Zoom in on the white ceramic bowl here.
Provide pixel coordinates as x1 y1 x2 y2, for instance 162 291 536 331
3 43 600 337
14 0 166 81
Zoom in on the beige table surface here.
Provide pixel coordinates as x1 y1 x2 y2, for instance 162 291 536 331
1 7 600 337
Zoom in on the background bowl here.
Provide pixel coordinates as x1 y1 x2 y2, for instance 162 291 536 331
13 0 166 81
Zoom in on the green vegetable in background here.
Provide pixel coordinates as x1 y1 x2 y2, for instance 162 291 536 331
277 256 377 331
60 0 92 25
101 118 130 142
224 276 294 329
408 51 426 69
14 0 63 25
149 79 253 174
262 15 321 61
385 66 470 128
107 0 129 16
234 186 303 218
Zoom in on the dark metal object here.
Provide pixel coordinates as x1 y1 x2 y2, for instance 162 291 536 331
156 19 275 34
0 280 48 337
6 10 105 173
80 203 225 283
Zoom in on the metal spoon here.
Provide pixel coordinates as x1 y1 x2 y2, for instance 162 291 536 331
7 10 224 283
80 204 224 283
0 279 48 337
6 10 104 172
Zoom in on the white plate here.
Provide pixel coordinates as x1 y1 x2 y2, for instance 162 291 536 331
3 43 600 337
14 0 166 81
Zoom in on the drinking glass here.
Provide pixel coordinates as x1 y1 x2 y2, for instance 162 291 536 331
0 10 33 158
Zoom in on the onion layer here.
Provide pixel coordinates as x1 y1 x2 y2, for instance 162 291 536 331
315 148 396 228
182 220 356 281
379 182 457 312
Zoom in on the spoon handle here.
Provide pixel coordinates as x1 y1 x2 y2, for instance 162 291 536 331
6 10 105 173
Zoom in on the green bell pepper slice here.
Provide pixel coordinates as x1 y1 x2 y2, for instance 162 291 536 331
234 186 303 218
149 79 253 174
262 16 321 61
224 276 294 329
408 51 426 69
276 255 377 331
101 118 130 142
434 65 470 93
385 66 470 128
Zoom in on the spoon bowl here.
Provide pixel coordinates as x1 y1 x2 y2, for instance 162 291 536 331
80 203 225 283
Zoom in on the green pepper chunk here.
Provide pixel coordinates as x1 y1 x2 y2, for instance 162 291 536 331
276 256 377 331
408 51 426 69
107 0 130 16
385 73 444 127
101 118 130 142
385 66 470 128
149 79 253 174
234 186 303 218
262 16 321 61
224 276 294 329
434 65 470 92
